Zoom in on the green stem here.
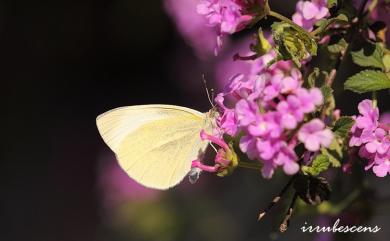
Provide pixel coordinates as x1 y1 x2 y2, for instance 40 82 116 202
331 188 361 214
319 0 369 92
238 161 262 171
268 10 309 34
372 91 378 107
318 188 361 215
310 24 325 37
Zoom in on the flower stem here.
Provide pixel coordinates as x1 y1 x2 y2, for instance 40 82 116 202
280 192 298 233
258 176 297 221
315 0 369 103
310 26 323 37
238 161 262 171
372 91 378 108
268 10 308 34
318 188 361 215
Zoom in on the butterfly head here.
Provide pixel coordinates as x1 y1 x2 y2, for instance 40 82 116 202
204 107 219 131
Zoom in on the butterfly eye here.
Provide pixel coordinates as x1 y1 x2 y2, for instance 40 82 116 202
188 167 202 184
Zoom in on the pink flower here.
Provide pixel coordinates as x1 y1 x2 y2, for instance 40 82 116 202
223 73 254 99
164 0 218 58
365 128 390 155
239 135 259 160
256 138 282 161
298 119 334 151
274 143 300 175
295 88 323 113
215 93 239 136
215 37 258 88
349 99 390 177
197 0 261 53
379 112 390 125
349 99 379 147
372 160 390 177
262 72 284 101
197 0 252 33
214 35 293 89
235 99 259 126
192 130 239 176
215 59 326 178
292 0 329 31
248 112 283 138
98 155 160 208
277 95 305 129
218 108 239 136
191 130 230 172
280 69 302 94
357 99 379 129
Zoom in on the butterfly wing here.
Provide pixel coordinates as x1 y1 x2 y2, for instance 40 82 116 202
96 105 209 189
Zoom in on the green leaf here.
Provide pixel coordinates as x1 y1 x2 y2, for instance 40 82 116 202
322 138 343 168
321 147 341 168
328 0 338 8
383 54 390 72
272 22 317 67
321 85 334 103
329 139 342 158
313 14 348 35
320 85 335 115
253 0 270 21
327 37 347 54
351 43 385 70
251 28 272 56
302 154 330 176
334 14 348 22
344 70 390 93
307 68 320 88
333 116 355 138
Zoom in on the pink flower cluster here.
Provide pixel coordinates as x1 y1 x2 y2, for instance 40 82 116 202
214 65 333 178
292 0 329 31
197 0 263 53
350 100 390 177
164 0 218 58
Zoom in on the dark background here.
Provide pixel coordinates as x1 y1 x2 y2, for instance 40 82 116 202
1 1 389 241
1 1 178 240
1 1 212 240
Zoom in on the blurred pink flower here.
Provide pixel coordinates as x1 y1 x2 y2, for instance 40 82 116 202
98 153 160 208
197 0 265 54
292 0 329 31
298 119 333 152
371 0 390 30
355 0 390 43
379 112 390 125
164 0 218 58
215 38 255 87
349 100 390 177
215 35 279 88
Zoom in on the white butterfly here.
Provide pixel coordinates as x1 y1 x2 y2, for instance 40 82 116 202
96 105 214 190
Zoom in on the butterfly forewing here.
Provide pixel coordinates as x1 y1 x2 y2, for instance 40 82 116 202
96 105 210 189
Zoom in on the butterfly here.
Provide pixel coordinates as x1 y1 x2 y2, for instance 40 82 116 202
96 104 215 190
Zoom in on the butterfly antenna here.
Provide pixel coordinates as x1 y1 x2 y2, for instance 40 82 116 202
211 88 215 105
202 75 215 108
